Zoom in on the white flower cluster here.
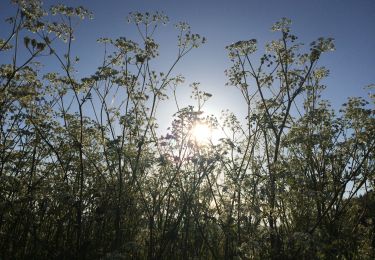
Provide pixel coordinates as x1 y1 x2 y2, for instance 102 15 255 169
226 39 257 58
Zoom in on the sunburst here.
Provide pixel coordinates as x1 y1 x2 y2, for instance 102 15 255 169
191 122 212 144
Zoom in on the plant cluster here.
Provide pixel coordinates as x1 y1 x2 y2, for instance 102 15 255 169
0 1 374 259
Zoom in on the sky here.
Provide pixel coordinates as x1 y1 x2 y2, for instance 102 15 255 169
1 0 375 132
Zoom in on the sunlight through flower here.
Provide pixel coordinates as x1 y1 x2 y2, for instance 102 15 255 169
191 122 211 144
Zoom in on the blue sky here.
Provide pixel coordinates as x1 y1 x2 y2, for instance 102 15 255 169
2 0 374 130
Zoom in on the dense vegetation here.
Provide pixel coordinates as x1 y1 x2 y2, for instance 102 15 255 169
0 1 374 259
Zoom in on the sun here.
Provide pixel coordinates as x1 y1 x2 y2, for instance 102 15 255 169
191 122 212 144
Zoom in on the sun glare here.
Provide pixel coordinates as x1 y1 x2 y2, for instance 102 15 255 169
191 123 212 144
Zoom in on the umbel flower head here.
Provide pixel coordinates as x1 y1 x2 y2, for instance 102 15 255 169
226 39 257 58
